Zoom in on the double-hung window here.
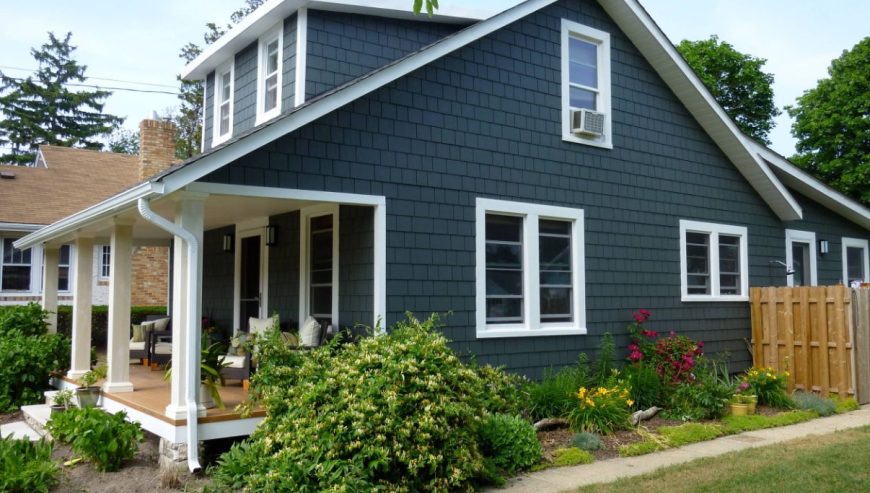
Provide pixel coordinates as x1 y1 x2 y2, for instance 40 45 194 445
561 19 611 148
679 220 749 301
842 237 869 286
58 245 71 292
300 204 339 328
256 25 282 124
1 238 31 291
99 245 111 279
476 198 586 338
212 61 234 145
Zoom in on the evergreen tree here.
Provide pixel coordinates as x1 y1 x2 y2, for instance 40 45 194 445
0 32 123 165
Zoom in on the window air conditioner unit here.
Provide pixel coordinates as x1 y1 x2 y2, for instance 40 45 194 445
571 109 605 137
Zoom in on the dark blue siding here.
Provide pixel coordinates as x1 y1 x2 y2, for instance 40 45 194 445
233 42 259 137
196 0 867 377
203 72 215 151
305 10 460 99
339 205 375 331
282 14 297 111
268 211 300 329
202 225 235 338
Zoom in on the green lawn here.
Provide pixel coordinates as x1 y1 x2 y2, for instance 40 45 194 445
577 426 870 493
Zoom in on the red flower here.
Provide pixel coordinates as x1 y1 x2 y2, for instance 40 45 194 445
628 343 639 351
629 350 643 362
641 329 659 338
632 309 652 323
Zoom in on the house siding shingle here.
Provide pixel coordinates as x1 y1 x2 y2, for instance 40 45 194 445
202 226 235 337
267 210 300 329
339 205 375 331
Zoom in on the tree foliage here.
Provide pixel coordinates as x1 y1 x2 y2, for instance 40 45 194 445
175 0 265 160
106 127 139 155
677 36 780 144
787 37 870 205
0 32 123 165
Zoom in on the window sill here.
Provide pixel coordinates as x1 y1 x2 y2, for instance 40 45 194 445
681 295 750 303
212 132 232 147
562 133 612 149
476 325 587 339
255 109 281 126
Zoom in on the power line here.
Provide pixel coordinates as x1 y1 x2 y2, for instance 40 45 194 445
0 65 178 89
3 75 179 95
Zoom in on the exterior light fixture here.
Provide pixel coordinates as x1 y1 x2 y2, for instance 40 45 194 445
266 225 277 246
819 240 829 255
222 234 234 252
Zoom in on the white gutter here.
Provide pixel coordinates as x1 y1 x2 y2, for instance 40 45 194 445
137 197 202 473
13 182 164 250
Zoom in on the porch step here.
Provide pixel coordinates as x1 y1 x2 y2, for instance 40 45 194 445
44 390 59 405
21 404 52 437
0 420 42 441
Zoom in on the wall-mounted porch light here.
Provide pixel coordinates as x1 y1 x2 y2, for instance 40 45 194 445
819 239 830 255
266 225 277 246
222 233 234 253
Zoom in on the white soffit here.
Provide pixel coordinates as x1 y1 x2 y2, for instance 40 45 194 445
600 0 802 221
181 0 494 80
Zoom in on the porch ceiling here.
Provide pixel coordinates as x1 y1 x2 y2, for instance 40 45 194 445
44 192 313 246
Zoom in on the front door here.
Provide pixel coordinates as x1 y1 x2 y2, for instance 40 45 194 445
791 242 811 286
239 235 261 330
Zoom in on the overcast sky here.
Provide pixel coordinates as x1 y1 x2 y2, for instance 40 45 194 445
1 1 866 157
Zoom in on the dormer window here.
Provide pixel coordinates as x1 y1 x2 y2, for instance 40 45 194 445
561 19 612 149
213 61 234 145
256 25 282 124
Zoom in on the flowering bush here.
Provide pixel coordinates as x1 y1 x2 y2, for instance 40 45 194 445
626 310 704 386
744 367 793 408
567 384 633 434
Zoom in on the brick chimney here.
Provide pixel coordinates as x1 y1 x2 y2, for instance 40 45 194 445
138 118 177 181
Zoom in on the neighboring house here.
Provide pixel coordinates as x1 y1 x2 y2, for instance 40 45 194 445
0 145 169 307
16 0 870 467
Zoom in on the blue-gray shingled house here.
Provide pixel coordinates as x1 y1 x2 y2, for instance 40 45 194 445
17 0 870 450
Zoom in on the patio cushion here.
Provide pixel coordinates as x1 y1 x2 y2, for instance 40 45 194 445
249 315 277 335
131 324 144 342
300 316 321 347
130 341 146 351
151 317 170 332
154 342 172 355
220 354 247 369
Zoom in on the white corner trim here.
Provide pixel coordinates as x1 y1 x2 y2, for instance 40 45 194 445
842 237 870 285
200 77 207 153
212 60 235 147
475 198 587 339
298 203 339 328
255 22 284 126
679 219 749 302
294 7 307 107
560 19 612 149
784 229 817 287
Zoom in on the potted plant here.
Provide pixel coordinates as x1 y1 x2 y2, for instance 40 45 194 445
50 389 74 415
165 342 230 409
75 365 107 408
733 381 757 414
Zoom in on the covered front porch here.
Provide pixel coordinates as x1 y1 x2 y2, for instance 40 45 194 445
21 180 386 458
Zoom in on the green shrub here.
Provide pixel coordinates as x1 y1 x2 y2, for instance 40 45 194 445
720 410 818 434
664 367 733 420
622 363 664 410
792 391 837 417
528 354 592 420
474 364 530 416
568 383 633 434
46 407 143 472
658 423 723 446
478 414 541 474
0 331 70 412
213 313 513 492
593 332 616 385
744 367 794 409
570 432 602 451
619 440 664 457
0 437 59 493
835 397 860 414
552 447 594 467
0 303 49 337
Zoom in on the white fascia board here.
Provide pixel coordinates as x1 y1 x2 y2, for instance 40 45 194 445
0 223 43 232
751 143 870 230
165 0 557 194
181 0 495 81
598 0 802 222
13 182 165 250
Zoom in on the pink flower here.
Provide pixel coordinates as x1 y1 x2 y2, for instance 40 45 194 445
628 343 639 351
641 329 659 338
633 309 652 323
629 350 643 362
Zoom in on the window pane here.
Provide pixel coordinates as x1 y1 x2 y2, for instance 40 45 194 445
540 287 571 321
569 37 597 66
540 236 571 270
265 74 278 112
311 270 331 285
2 239 12 264
569 87 596 110
792 243 810 286
267 40 279 73
720 275 740 294
569 61 597 88
847 246 866 282
1 266 30 291
540 219 571 236
219 105 230 135
719 234 741 295
486 270 523 296
59 245 70 266
540 219 572 324
540 271 571 286
687 274 710 295
311 215 333 231
486 215 522 242
58 266 69 292
221 72 232 101
486 243 521 269
486 298 522 322
311 286 332 316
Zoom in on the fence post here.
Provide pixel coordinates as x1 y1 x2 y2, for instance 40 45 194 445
853 288 870 404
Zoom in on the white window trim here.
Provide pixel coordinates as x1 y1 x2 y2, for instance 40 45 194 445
98 245 111 280
212 60 235 146
784 229 817 287
679 220 749 302
561 19 612 149
842 237 870 285
475 198 586 339
299 204 339 327
255 24 283 126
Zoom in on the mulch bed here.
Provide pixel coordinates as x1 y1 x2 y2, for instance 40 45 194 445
0 410 22 426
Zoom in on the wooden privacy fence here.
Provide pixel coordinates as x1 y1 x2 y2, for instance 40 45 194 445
750 286 870 403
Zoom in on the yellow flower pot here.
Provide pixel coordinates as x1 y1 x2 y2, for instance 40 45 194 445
730 403 750 416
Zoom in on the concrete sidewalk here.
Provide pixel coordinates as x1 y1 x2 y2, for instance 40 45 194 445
485 405 870 493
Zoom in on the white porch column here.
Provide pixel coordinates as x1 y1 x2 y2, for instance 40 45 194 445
104 220 135 393
42 245 60 334
166 193 207 419
68 236 94 379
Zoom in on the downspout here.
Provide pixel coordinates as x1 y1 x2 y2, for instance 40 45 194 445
137 197 202 473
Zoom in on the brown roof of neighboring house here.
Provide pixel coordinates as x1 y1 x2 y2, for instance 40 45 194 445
0 146 139 226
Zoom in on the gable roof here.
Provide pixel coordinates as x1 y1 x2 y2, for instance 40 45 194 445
16 0 868 250
0 146 139 227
